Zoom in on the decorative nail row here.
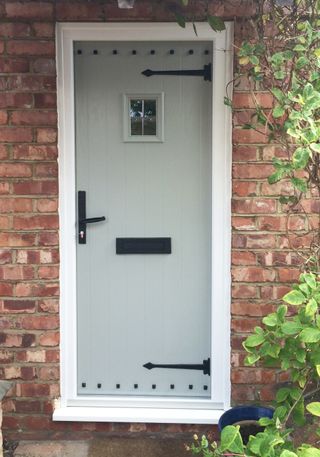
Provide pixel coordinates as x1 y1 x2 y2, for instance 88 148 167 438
76 49 210 56
81 382 208 391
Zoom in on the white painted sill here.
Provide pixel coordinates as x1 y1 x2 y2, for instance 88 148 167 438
53 406 226 424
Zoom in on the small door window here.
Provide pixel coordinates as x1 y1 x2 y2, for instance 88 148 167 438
123 93 164 142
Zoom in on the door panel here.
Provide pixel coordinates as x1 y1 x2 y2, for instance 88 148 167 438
75 41 212 398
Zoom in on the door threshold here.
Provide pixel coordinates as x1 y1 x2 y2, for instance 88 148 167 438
53 406 226 424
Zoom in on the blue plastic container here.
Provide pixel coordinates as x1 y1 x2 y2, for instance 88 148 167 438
218 405 274 431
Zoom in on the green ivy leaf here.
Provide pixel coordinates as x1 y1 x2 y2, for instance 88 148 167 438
181 0 189 5
300 328 320 343
219 426 244 454
207 15 225 32
244 334 266 347
291 177 307 193
276 387 291 402
310 143 320 153
292 147 311 169
306 298 318 317
245 353 260 365
280 450 298 457
283 290 306 305
174 12 186 28
263 313 278 327
273 105 285 118
302 273 317 290
281 321 303 335
298 447 320 457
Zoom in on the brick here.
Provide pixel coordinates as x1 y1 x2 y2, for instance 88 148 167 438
257 216 286 231
0 182 10 194
0 350 14 363
1 333 22 347
40 250 59 263
36 127 57 143
21 333 36 347
232 266 276 282
17 383 50 397
0 232 36 247
0 198 32 213
0 215 11 229
0 93 33 108
39 332 59 347
33 58 56 74
34 163 58 177
232 302 274 317
0 145 8 159
233 180 258 197
26 350 46 362
261 180 294 196
232 385 256 401
36 198 58 212
232 318 260 332
38 266 59 279
0 110 8 124
233 110 256 125
56 3 104 21
15 400 41 413
11 110 57 126
0 57 29 73
13 215 59 230
232 216 256 230
232 368 275 384
16 283 59 298
38 232 59 246
13 180 57 195
261 145 287 160
0 127 32 143
21 315 59 330
278 268 300 282
0 164 32 178
233 93 274 109
32 22 54 38
0 23 30 37
7 40 55 56
38 299 58 313
261 285 291 300
45 350 59 363
34 93 56 107
5 2 53 19
232 199 277 214
13 145 57 160
233 128 269 144
233 163 274 179
38 366 59 380
16 250 40 264
232 284 258 299
0 283 13 296
8 75 55 91
0 265 34 280
257 251 301 267
0 250 12 264
231 251 256 265
233 145 257 161
3 300 35 313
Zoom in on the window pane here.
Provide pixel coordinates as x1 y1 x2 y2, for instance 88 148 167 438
143 100 156 135
130 100 142 135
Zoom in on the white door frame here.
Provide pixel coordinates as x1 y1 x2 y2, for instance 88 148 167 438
54 22 233 424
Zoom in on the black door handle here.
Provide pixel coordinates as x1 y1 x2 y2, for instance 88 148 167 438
80 217 106 224
78 191 105 244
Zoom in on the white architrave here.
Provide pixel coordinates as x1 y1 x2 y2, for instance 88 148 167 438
55 22 233 424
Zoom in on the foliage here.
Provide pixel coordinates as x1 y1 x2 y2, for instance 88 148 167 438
234 3 320 202
187 273 320 457
175 0 225 33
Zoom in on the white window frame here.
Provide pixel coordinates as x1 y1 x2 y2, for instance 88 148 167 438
55 22 233 424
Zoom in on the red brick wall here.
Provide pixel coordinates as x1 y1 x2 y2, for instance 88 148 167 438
0 0 314 441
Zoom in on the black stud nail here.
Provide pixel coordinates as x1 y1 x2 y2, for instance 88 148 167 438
134 383 138 389
189 384 193 390
169 49 174 55
97 383 101 388
113 50 118 55
77 50 82 55
132 50 137 55
93 50 98 55
204 385 208 391
116 384 120 389
81 382 86 388
152 384 156 389
170 384 174 389
205 50 209 55
150 50 155 55
188 49 194 55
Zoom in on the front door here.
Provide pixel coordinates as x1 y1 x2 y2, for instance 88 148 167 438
74 41 212 399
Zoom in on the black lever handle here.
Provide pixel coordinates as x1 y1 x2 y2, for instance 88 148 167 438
80 217 106 224
78 191 105 244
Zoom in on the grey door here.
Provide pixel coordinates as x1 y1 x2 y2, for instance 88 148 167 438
75 41 212 398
